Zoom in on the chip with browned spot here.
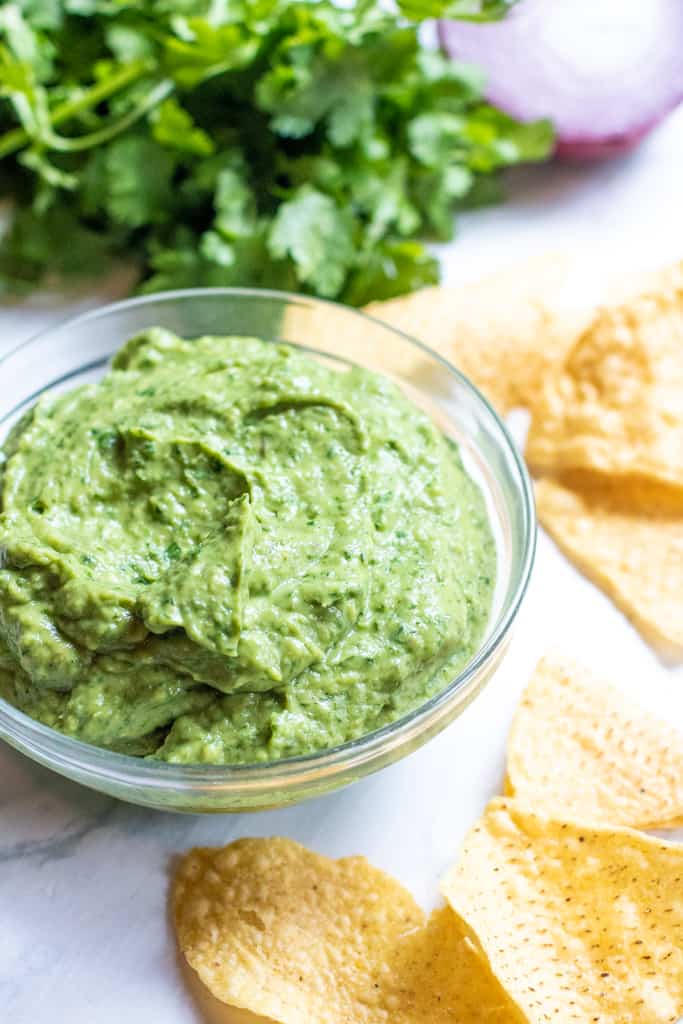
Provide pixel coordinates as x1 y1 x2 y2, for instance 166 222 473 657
527 263 683 489
505 653 683 829
535 472 683 657
441 799 683 1024
173 837 523 1024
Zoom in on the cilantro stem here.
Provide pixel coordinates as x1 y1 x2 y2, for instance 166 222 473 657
0 60 163 159
41 79 174 153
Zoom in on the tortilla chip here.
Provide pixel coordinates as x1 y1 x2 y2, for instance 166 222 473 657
505 653 683 829
383 904 524 1024
173 837 522 1024
363 254 593 413
180 952 276 1024
535 473 683 657
281 297 431 384
442 799 683 1024
527 262 683 489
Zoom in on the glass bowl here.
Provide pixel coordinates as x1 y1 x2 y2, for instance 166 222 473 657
0 289 535 812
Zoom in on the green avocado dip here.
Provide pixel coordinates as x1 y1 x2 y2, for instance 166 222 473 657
0 329 495 764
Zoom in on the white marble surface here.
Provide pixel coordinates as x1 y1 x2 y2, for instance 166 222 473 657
2 106 683 1023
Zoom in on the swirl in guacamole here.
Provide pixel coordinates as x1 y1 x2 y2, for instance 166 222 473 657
0 329 495 763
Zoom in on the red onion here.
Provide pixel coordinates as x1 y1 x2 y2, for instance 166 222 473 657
439 0 683 160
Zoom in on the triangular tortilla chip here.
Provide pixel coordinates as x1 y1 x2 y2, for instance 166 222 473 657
363 255 593 413
535 473 683 658
442 799 683 1024
527 262 683 489
505 653 683 828
173 837 522 1024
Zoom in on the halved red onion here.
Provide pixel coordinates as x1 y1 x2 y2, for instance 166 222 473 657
439 0 683 160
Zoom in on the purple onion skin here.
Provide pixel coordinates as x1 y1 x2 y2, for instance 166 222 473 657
554 114 675 162
437 18 683 163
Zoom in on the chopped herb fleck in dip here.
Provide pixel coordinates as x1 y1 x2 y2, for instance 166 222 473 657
0 329 495 763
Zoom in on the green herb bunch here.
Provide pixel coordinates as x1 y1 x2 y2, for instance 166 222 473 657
0 0 552 303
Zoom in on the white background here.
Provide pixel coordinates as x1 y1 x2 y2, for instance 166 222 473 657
1 105 683 1023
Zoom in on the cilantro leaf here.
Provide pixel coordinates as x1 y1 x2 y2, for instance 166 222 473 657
162 18 260 87
103 135 177 228
151 97 214 156
213 167 257 239
268 186 355 297
343 239 439 306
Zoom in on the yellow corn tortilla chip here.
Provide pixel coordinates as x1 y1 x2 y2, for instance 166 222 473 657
527 262 683 488
505 653 683 829
180 952 275 1024
442 799 683 1024
363 255 593 414
383 905 524 1024
173 837 522 1024
535 473 683 657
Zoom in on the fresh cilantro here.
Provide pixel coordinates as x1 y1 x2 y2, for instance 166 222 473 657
101 135 178 228
151 97 214 156
268 186 355 297
213 168 257 239
0 0 549 304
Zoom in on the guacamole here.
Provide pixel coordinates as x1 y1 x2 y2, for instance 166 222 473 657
0 329 495 763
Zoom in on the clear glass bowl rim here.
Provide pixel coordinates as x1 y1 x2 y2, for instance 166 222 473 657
0 286 536 796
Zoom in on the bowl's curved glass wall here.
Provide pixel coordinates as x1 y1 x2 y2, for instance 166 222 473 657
0 290 534 812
